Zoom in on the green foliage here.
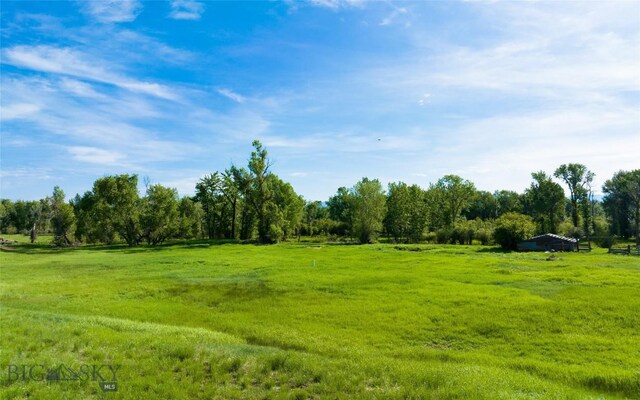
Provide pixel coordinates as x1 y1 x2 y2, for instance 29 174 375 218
327 187 353 227
303 201 328 236
494 212 537 250
465 190 498 220
554 163 594 229
603 169 640 244
428 175 476 229
558 219 583 239
494 190 523 216
141 184 179 245
177 197 203 239
385 182 428 243
351 178 387 244
49 186 75 246
92 174 142 246
524 171 565 234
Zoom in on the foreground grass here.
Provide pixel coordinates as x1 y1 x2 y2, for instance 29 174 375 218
1 238 639 399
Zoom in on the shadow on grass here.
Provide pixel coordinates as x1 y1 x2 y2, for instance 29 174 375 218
2 238 248 255
475 247 512 253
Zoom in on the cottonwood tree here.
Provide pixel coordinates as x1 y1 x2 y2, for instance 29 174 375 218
351 178 387 244
494 190 523 216
525 172 565 234
230 166 256 240
141 184 179 245
327 187 353 236
428 175 476 228
91 174 142 246
49 186 75 246
269 175 305 240
465 190 498 220
554 163 594 231
603 169 640 244
246 140 274 243
177 197 203 239
385 182 428 243
195 173 223 239
232 140 305 243
304 201 322 236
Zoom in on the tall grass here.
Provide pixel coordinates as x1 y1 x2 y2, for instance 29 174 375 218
1 238 639 399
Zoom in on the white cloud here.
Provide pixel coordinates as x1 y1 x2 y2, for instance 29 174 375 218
1 76 200 170
1 103 41 120
59 78 104 99
67 146 123 165
216 88 246 103
2 45 178 100
161 176 200 195
169 0 205 20
0 168 54 180
379 6 407 26
307 0 364 9
81 0 142 23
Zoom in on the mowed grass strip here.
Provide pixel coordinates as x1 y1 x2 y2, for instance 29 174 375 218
1 240 639 399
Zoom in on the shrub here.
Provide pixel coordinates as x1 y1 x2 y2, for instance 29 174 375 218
435 228 452 244
494 212 536 250
424 231 437 243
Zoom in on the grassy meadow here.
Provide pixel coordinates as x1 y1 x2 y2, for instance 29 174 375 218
1 236 639 399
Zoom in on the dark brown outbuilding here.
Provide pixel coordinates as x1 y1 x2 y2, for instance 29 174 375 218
517 233 578 252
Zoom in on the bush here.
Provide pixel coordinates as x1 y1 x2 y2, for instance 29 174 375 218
594 235 616 249
558 219 583 239
435 228 452 244
494 212 536 250
424 231 437 243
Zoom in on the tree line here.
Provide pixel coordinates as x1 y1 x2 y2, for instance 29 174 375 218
1 141 639 248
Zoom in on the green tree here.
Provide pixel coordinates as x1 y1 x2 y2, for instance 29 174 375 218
195 173 224 239
465 190 498 220
603 169 640 244
554 163 594 230
525 172 565 234
494 190 523 216
230 167 256 240
246 140 275 243
304 201 327 236
49 186 75 246
0 199 14 233
177 197 203 239
141 184 179 245
92 174 142 246
270 175 305 241
494 212 537 250
385 182 428 243
429 175 476 228
351 178 387 244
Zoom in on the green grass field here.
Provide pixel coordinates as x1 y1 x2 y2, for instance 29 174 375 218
1 236 639 399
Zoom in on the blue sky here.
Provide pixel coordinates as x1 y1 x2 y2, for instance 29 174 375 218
1 0 639 201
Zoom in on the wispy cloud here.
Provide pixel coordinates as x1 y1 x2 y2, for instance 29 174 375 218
2 45 177 100
67 146 123 165
59 78 105 99
216 88 246 103
169 0 205 20
1 76 200 169
307 0 364 10
1 103 41 120
80 0 142 23
379 5 408 27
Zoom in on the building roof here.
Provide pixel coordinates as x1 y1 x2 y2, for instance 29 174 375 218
522 233 578 243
